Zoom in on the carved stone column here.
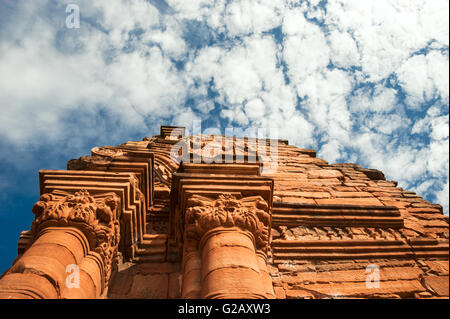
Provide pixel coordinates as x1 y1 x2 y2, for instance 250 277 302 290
0 190 120 299
256 251 276 298
181 194 275 299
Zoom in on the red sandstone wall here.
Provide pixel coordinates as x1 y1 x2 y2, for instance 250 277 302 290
1 127 448 299
108 262 181 299
264 143 448 299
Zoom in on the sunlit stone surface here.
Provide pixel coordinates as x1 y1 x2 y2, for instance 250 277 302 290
0 126 448 299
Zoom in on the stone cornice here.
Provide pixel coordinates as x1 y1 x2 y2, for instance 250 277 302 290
185 194 271 250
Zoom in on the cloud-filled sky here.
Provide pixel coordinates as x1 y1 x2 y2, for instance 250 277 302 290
0 0 448 273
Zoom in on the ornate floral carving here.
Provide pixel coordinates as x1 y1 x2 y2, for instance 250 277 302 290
185 194 271 249
31 190 121 283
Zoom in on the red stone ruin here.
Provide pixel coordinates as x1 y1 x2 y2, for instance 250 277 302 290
0 125 448 299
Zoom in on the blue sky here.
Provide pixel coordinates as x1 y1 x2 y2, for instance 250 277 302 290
0 0 448 274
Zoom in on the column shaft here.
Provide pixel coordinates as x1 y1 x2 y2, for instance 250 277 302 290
0 227 104 299
199 227 267 299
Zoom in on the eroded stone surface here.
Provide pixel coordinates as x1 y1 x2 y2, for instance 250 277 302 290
0 126 448 299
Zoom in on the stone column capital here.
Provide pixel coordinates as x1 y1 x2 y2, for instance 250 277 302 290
184 193 271 250
30 189 121 283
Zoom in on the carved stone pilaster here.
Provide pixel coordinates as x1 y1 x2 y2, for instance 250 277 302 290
30 190 121 283
184 194 271 251
181 193 274 299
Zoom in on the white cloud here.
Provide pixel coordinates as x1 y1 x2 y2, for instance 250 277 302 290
327 30 360 69
298 69 354 141
244 98 265 121
365 113 408 135
325 0 448 82
349 85 397 113
435 181 449 214
430 115 449 140
0 0 448 214
106 47 186 116
0 0 190 144
283 9 330 84
397 51 449 108
223 0 283 37
412 105 449 141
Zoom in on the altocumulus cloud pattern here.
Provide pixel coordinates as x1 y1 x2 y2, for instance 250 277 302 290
0 0 448 273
